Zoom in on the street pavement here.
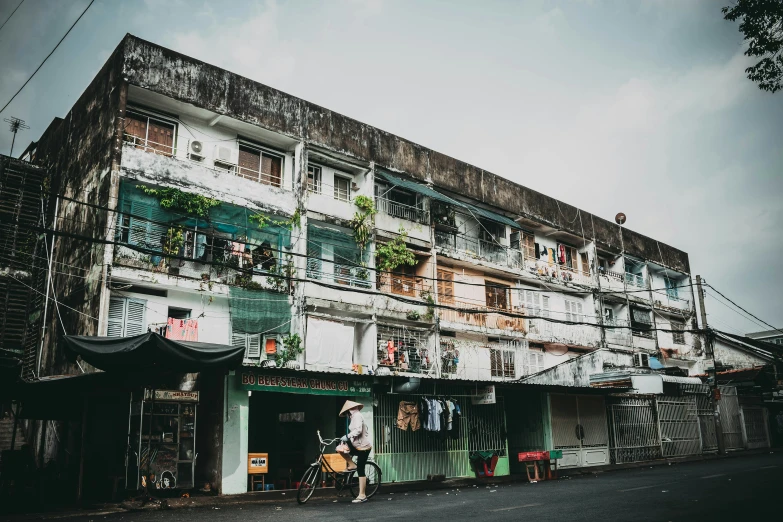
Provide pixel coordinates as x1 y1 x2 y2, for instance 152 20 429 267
19 452 783 521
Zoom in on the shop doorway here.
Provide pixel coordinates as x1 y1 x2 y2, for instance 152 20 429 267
550 394 609 468
247 392 342 490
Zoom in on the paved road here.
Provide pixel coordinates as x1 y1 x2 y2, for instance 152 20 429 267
45 453 783 522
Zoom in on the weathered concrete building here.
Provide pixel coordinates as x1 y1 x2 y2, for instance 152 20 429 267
14 34 774 500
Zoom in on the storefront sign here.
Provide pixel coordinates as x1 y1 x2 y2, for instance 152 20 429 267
240 373 372 396
144 389 200 402
248 453 268 474
471 385 496 405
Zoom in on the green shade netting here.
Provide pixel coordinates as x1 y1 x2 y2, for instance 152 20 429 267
228 287 291 335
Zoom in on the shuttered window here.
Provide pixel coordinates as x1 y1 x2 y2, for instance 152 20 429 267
524 290 550 318
485 282 510 309
565 300 584 322
234 331 263 362
490 348 515 378
437 269 454 304
522 232 536 260
524 349 545 376
107 296 146 338
671 322 686 345
124 109 176 156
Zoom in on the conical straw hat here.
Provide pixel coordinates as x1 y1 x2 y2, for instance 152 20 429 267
340 400 364 417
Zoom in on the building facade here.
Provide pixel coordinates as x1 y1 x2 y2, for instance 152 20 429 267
18 34 773 499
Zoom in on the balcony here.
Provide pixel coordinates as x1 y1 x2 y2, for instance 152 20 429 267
376 326 433 376
440 338 525 381
375 197 429 225
439 300 526 335
527 317 601 348
598 269 626 292
523 256 594 286
306 262 372 289
604 318 633 347
435 230 524 270
377 273 432 299
651 289 690 313
122 136 288 189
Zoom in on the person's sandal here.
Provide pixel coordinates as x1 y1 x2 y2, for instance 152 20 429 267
352 497 368 503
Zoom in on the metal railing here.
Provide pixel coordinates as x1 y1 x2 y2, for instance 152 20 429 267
375 197 429 224
122 137 287 189
527 316 601 347
439 300 526 333
604 318 633 346
435 230 525 269
523 255 594 285
305 265 372 289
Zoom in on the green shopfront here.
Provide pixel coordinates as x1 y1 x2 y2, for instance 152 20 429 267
220 371 372 495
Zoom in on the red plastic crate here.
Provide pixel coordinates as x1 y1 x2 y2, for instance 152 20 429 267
518 451 547 462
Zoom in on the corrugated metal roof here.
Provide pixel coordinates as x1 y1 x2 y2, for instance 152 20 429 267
660 375 703 385
378 171 520 229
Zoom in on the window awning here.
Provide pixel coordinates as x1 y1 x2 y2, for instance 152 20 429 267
63 332 244 373
377 171 520 229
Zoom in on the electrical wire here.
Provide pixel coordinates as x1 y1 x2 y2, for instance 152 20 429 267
0 0 24 33
0 0 95 115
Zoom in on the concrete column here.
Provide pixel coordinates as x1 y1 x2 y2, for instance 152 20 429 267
291 141 309 365
221 373 250 495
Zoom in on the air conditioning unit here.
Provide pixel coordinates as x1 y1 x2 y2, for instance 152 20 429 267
189 140 204 160
633 352 650 368
214 144 239 166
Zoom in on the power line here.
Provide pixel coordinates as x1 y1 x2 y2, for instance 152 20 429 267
0 0 24 33
705 281 783 337
0 0 94 115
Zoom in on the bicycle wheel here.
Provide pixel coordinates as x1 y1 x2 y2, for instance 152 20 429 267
349 461 382 499
297 465 320 504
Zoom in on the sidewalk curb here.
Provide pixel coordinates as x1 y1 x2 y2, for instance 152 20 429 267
3 448 776 520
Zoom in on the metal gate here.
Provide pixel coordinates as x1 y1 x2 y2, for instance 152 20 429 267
742 406 769 449
607 396 661 464
718 386 744 450
372 385 507 482
657 395 701 457
551 394 609 468
694 394 718 453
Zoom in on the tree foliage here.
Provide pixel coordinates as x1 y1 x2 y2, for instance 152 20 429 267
723 0 783 93
376 226 416 272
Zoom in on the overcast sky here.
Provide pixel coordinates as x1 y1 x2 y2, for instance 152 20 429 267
1 0 781 335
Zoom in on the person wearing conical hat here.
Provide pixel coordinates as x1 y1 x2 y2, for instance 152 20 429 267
337 400 372 503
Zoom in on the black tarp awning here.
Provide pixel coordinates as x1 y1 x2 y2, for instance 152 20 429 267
63 332 244 373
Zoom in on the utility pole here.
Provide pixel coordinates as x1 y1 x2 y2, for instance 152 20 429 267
696 275 725 455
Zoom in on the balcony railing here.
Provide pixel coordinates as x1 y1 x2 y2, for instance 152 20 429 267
377 273 432 299
527 316 601 347
122 137 287 189
604 318 633 346
652 289 690 312
523 256 594 286
598 268 626 291
439 300 526 333
625 272 646 288
375 197 429 225
306 264 372 289
435 230 525 270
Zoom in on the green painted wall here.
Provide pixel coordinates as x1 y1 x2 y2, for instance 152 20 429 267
221 373 249 495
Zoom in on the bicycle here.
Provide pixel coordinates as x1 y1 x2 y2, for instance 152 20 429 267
296 430 382 504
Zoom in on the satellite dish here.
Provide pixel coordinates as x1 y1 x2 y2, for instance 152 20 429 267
615 212 626 225
190 140 203 154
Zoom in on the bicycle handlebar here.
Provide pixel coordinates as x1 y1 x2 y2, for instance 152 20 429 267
317 430 341 446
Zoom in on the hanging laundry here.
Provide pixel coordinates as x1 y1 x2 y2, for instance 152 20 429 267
547 248 555 265
450 402 461 439
558 244 566 264
396 401 421 431
419 398 430 430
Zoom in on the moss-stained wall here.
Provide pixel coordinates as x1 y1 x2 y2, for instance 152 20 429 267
118 34 689 273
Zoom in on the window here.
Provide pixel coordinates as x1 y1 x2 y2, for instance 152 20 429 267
334 175 351 202
233 331 263 363
631 307 653 337
522 232 535 260
565 300 584 322
238 144 283 187
437 269 454 304
107 296 146 337
306 243 322 279
524 348 545 376
672 322 686 345
604 308 615 324
480 220 506 243
558 244 579 270
124 109 176 156
485 282 510 309
664 278 679 300
523 290 550 318
490 348 515 378
307 165 322 193
580 252 590 275
168 307 191 320
390 264 418 297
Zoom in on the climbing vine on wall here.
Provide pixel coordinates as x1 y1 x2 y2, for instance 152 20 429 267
350 195 376 257
376 226 416 273
137 185 220 217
